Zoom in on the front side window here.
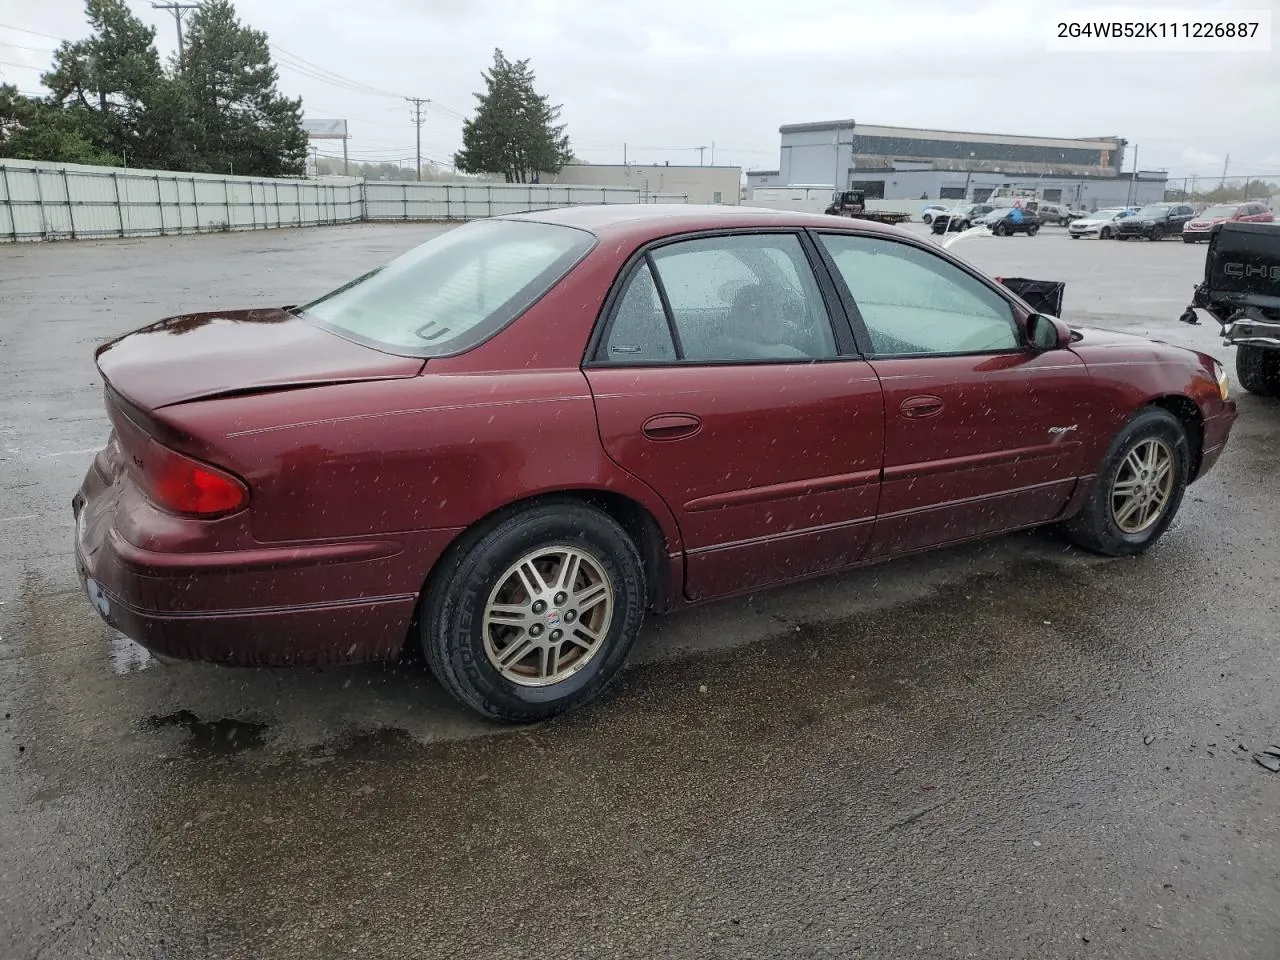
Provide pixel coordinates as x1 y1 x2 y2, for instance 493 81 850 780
601 233 837 363
818 234 1020 357
299 219 594 356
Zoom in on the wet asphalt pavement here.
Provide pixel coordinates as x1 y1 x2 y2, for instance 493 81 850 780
1 222 1278 959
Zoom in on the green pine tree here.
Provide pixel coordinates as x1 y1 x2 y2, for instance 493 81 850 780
454 49 572 183
0 84 118 165
181 0 307 177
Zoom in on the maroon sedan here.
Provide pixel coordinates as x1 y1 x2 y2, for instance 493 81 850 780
75 206 1237 721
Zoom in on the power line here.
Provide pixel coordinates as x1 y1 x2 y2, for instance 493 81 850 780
0 23 66 42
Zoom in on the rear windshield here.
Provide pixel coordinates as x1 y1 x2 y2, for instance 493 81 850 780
298 219 595 357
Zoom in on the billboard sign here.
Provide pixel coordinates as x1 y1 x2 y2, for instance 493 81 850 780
302 119 348 139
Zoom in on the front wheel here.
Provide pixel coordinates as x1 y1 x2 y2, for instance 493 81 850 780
993 222 1009 236
1150 226 1164 241
420 502 646 722
1027 223 1040 236
1062 407 1189 557
1236 344 1280 396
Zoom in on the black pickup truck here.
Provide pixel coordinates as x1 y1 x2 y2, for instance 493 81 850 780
1181 221 1280 394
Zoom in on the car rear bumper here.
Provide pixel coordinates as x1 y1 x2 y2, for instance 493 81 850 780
73 455 455 666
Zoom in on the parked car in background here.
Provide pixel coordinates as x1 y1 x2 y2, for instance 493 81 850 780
1036 203 1073 226
929 203 994 233
921 204 949 224
1181 202 1274 242
72 206 1236 722
1068 207 1134 240
984 206 1042 236
1113 203 1196 241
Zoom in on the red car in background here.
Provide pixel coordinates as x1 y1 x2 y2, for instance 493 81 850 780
1183 201 1274 242
74 206 1236 722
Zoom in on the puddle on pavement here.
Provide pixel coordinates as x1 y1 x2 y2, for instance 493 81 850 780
144 710 268 755
109 632 156 674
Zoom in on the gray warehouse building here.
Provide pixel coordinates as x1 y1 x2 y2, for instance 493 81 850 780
748 121 1168 210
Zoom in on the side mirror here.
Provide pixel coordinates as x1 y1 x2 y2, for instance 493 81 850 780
1027 313 1071 351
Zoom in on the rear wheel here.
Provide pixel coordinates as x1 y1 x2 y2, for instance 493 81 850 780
1062 407 1189 557
1182 235 1195 243
1236 344 1280 396
1100 226 1112 239
1117 234 1130 241
420 502 646 722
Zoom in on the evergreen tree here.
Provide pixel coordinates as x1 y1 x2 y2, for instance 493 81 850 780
0 84 118 165
454 49 572 183
181 0 307 177
40 0 167 163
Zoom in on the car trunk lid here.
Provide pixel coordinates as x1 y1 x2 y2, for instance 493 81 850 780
95 308 425 411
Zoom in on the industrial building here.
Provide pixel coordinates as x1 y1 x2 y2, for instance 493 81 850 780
541 163 741 205
747 121 1168 210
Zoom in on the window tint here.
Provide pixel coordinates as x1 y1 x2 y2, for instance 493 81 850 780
601 261 677 363
818 234 1020 357
646 234 837 362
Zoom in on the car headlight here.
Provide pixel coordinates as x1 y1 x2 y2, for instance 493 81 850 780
1142 220 1155 225
1214 361 1230 401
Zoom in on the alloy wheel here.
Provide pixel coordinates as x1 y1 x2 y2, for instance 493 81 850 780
1110 438 1175 534
482 545 614 687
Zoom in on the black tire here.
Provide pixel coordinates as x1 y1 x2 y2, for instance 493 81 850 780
1062 407 1189 557
1236 344 1280 396
1100 227 1112 239
1027 223 1040 236
1117 234 1130 241
1070 233 1081 239
1150 226 1164 241
419 501 646 722
994 221 1009 236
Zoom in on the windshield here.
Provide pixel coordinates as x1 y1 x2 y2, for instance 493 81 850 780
1201 204 1240 218
1137 204 1171 217
299 219 595 356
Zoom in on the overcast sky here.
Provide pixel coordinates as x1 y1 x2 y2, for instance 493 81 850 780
1 0 1277 181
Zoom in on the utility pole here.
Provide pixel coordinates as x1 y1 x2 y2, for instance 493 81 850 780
698 146 706 166
151 2 200 62
711 141 715 166
1127 144 1139 205
1220 154 1230 190
406 97 429 181
623 143 627 166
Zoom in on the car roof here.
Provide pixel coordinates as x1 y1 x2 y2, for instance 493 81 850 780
500 203 908 243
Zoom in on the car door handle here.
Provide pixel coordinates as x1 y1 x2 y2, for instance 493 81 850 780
642 413 702 441
900 395 944 419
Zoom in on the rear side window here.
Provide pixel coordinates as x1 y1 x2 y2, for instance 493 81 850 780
602 262 677 363
299 219 594 357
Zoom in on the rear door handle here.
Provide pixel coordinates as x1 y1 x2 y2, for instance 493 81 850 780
900 395 944 419
642 413 702 440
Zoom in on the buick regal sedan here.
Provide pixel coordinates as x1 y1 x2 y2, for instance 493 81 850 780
75 206 1237 722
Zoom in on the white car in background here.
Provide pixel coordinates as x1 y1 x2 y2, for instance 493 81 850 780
1068 207 1133 240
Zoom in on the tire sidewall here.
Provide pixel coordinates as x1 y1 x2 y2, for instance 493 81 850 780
427 505 646 721
1086 410 1190 554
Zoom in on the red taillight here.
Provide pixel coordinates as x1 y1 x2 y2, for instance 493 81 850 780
134 439 249 517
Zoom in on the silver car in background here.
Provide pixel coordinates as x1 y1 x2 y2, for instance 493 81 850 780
1068 207 1133 240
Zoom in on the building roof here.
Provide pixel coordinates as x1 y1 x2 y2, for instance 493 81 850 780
778 120 1125 151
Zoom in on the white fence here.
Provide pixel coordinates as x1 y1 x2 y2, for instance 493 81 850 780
0 159 690 242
